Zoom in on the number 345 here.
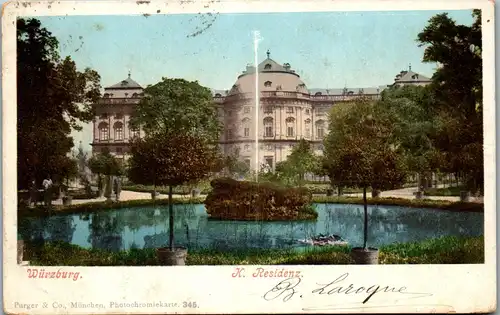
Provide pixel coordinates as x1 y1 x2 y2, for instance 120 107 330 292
183 301 198 308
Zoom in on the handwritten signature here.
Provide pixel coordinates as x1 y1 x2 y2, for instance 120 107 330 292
263 272 434 307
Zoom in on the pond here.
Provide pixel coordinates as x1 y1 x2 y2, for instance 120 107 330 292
18 204 483 251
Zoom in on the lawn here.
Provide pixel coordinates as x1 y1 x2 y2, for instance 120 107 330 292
424 185 464 197
25 235 483 266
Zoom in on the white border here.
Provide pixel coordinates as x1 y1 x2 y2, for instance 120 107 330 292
2 1 496 314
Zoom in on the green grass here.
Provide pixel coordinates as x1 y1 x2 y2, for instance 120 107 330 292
25 235 483 266
311 196 483 212
423 186 464 197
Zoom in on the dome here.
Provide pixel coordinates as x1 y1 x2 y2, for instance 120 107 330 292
228 53 308 95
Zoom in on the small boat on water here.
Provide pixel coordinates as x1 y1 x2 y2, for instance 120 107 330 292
297 234 348 246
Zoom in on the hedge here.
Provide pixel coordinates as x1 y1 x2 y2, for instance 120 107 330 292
204 178 317 221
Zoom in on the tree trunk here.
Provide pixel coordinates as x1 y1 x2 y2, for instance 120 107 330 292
168 185 174 250
363 186 368 250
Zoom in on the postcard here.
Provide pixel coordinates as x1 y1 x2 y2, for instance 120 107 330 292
2 0 496 314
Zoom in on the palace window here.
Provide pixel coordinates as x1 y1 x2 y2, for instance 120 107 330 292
215 93 222 97
244 159 251 168
264 117 274 137
286 117 295 137
315 92 322 96
264 64 272 70
316 120 325 139
98 122 109 141
305 127 310 138
305 109 310 115
264 106 273 114
286 107 294 114
244 144 250 151
264 81 272 87
227 129 234 140
114 122 124 141
242 118 250 138
116 147 123 153
244 106 250 114
103 93 110 98
266 144 273 151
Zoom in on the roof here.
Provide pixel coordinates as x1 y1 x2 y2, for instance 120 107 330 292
394 70 431 83
309 86 387 95
238 51 299 78
105 75 143 89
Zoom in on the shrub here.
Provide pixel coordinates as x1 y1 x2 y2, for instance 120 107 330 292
204 178 317 221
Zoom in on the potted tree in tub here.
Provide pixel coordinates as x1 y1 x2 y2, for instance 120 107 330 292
323 97 407 264
128 131 221 265
127 76 224 265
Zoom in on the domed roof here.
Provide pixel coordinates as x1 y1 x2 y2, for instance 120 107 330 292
229 51 308 95
105 72 143 90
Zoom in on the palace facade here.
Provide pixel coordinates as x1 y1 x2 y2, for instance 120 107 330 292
91 52 431 171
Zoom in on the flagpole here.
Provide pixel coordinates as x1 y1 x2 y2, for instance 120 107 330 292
253 31 262 182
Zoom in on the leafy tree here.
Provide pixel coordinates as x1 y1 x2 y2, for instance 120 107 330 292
273 139 319 187
129 77 222 144
127 132 221 250
59 157 79 186
17 18 101 189
222 148 250 179
324 98 407 249
418 10 482 116
88 148 123 177
377 85 437 189
417 10 483 193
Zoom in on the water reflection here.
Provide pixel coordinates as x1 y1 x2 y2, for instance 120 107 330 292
18 204 483 251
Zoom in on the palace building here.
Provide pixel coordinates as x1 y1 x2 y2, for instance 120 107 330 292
91 51 430 171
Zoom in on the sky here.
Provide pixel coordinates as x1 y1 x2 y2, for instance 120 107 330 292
33 10 475 151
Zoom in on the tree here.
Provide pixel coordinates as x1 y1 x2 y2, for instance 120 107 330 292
273 139 319 187
417 10 482 116
324 98 407 250
417 10 483 193
17 18 101 189
129 77 222 144
88 148 123 177
377 85 437 189
127 132 221 250
223 148 250 179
